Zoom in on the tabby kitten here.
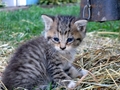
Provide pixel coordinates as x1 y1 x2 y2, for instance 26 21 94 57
2 15 87 90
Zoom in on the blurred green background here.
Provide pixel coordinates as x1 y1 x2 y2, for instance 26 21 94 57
0 2 120 46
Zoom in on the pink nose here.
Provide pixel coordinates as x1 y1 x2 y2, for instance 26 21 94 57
60 47 66 50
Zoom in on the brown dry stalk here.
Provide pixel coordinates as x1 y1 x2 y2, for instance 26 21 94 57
90 59 120 71
106 69 119 88
0 80 8 90
75 70 98 88
97 31 119 35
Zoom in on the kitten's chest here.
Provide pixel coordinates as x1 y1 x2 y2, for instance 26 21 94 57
59 51 75 69
61 50 75 62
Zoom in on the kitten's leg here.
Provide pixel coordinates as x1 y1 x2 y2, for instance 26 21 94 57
49 65 76 89
52 69 77 89
52 68 72 82
65 66 97 88
64 66 89 88
65 66 84 78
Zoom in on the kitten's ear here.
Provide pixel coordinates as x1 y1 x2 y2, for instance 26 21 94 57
41 15 54 30
74 20 87 32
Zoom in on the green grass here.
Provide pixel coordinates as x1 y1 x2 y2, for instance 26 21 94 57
0 4 80 45
0 4 120 46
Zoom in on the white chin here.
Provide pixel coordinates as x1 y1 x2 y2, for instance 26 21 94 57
58 49 72 54
59 50 66 53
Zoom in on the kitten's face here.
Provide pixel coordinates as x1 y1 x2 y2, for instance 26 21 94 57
42 15 87 53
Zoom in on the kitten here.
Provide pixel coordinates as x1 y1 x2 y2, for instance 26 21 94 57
2 15 87 90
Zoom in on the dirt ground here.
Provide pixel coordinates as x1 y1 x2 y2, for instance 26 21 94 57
0 3 78 12
0 6 29 11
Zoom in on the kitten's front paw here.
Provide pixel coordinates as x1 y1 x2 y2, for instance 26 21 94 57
67 81 76 89
80 69 88 76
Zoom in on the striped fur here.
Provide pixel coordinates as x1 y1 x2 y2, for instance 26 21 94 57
2 15 87 90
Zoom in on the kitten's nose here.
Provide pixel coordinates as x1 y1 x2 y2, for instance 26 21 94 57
60 47 66 50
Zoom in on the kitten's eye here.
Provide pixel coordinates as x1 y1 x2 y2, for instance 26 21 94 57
67 38 74 43
53 37 59 42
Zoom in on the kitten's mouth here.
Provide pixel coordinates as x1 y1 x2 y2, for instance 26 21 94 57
59 50 66 52
54 46 73 54
58 49 70 54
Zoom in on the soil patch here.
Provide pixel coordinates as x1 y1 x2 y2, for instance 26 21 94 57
0 6 29 12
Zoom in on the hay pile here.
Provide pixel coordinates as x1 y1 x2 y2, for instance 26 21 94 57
74 32 120 90
0 43 14 79
0 32 120 90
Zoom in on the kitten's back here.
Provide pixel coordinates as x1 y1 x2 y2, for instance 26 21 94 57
2 36 54 90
